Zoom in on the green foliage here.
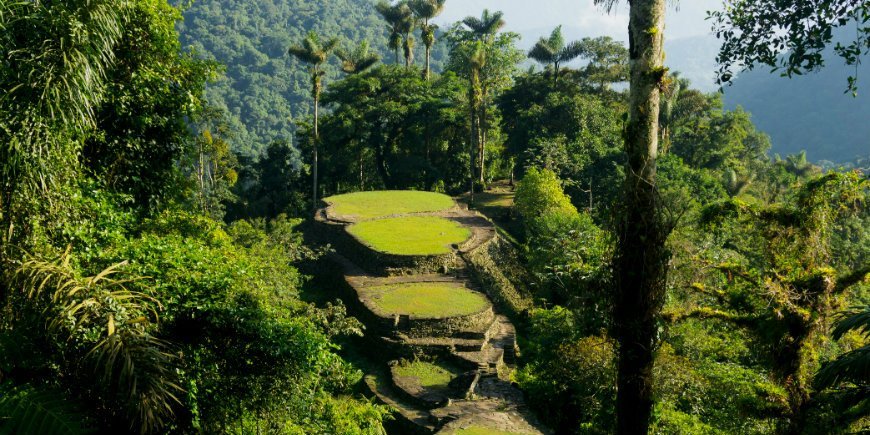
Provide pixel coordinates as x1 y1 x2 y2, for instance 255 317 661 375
816 306 870 389
497 73 625 216
527 26 584 83
315 66 469 191
178 0 449 157
82 0 218 210
515 307 616 434
10 249 180 433
94 210 384 432
525 210 612 321
0 382 95 435
514 167 577 221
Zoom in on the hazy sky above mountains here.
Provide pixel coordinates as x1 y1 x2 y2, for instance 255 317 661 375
435 0 724 41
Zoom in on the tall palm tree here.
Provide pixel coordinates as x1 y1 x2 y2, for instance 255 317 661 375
467 41 486 201
288 31 338 210
528 26 584 85
461 9 505 187
336 40 380 75
595 0 669 433
376 1 414 66
409 0 446 80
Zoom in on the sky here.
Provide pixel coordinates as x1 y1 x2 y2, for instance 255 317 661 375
434 0 724 42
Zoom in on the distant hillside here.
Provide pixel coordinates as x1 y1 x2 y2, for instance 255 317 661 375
721 33 870 163
178 0 449 157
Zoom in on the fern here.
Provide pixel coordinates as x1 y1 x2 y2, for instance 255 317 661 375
0 381 95 435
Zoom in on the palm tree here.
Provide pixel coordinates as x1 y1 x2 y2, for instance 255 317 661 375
376 1 414 66
409 0 446 80
461 9 505 44
467 41 486 201
336 40 380 75
528 26 584 85
288 31 338 211
461 9 505 187
595 0 670 433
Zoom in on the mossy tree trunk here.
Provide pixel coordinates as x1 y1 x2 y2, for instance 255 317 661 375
613 0 668 434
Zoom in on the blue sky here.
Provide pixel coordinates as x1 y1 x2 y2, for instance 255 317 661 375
435 0 724 42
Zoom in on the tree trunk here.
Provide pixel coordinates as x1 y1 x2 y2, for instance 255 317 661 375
479 86 487 188
614 1 668 434
312 83 319 211
469 87 477 204
359 150 365 191
425 45 431 80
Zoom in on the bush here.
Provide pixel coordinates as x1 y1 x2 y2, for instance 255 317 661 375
515 307 616 434
514 167 577 221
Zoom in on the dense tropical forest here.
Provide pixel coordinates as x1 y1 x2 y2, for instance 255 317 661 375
0 0 867 434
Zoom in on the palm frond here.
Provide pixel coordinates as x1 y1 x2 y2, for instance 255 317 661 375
815 345 870 389
0 381 95 434
528 42 556 64
832 306 870 340
12 250 181 434
558 40 585 63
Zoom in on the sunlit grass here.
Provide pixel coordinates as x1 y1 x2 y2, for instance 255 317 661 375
394 360 461 389
361 282 488 318
347 216 470 256
451 427 527 435
324 190 455 220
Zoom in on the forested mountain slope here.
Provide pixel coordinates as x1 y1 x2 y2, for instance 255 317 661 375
178 0 448 157
722 32 870 163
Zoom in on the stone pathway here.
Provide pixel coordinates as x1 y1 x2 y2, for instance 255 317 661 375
318 200 548 435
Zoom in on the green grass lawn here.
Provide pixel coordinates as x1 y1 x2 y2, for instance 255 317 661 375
361 282 489 318
394 360 461 389
450 427 526 435
347 216 471 256
324 190 456 220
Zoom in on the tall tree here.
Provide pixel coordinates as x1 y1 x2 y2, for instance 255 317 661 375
459 9 507 186
376 1 414 67
577 36 629 91
528 26 584 85
288 31 338 210
595 0 670 433
409 0 446 80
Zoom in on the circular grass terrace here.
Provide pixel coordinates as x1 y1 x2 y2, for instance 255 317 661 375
393 360 462 391
347 216 471 256
360 282 489 319
449 427 528 435
324 190 456 220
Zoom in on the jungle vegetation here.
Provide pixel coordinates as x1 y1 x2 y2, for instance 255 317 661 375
0 0 867 434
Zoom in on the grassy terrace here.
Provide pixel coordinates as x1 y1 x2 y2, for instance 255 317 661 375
324 190 456 220
347 216 471 256
361 282 489 318
394 360 461 390
450 427 527 435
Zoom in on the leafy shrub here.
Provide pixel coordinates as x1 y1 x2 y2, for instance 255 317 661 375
514 167 577 222
515 307 616 434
